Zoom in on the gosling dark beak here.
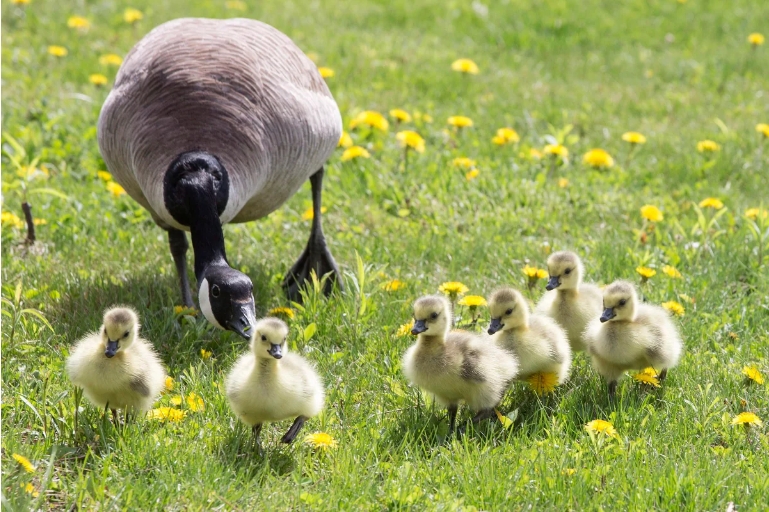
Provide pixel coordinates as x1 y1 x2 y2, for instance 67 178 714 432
488 318 504 335
268 343 283 359
105 340 119 358
546 276 560 291
600 307 616 323
228 299 256 340
411 319 428 335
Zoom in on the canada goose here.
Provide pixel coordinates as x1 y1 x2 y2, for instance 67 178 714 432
66 307 166 420
584 280 683 397
535 251 603 351
487 288 571 384
98 18 343 338
402 295 518 434
225 318 324 448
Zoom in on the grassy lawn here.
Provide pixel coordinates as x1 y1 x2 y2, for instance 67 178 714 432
2 0 769 509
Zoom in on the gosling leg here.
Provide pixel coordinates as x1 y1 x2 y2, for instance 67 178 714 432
446 404 458 435
168 228 194 308
608 380 618 400
252 423 264 454
280 416 308 444
110 408 118 424
470 408 497 425
283 167 343 301
658 369 668 382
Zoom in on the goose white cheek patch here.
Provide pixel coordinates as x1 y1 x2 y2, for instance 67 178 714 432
198 278 224 330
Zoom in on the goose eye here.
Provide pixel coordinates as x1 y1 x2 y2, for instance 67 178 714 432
619 299 627 306
564 268 572 275
505 308 513 315
261 335 267 341
430 312 438 319
123 331 129 338
211 284 221 298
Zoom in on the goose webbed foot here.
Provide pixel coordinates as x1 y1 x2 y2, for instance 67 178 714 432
280 416 307 444
283 168 343 301
167 228 194 308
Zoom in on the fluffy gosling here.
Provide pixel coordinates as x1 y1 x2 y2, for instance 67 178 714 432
535 251 603 352
488 288 571 385
225 318 324 448
584 280 683 397
66 307 166 420
402 295 519 434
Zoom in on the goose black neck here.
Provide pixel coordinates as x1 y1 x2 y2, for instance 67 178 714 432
163 151 231 283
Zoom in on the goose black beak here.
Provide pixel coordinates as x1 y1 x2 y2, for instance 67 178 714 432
487 318 504 335
228 300 256 340
105 340 119 358
268 344 283 359
411 319 428 335
546 276 560 291
600 307 616 323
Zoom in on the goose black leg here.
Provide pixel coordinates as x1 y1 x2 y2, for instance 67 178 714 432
283 168 342 301
608 380 618 400
252 423 264 454
658 369 668 382
280 416 307 444
446 404 458 436
168 228 194 308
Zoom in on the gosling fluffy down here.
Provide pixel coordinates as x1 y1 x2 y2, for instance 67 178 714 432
66 307 166 414
225 317 324 444
584 280 683 395
488 288 572 385
402 295 519 432
535 251 603 352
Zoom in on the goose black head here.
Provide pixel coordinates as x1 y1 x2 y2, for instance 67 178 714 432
199 266 256 339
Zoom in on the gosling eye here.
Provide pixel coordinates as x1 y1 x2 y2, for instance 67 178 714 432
123 331 129 338
505 308 514 315
261 335 267 341
619 299 627 307
430 312 438 319
564 268 572 275
211 284 221 298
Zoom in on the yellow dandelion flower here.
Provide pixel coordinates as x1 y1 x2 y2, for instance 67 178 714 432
170 395 183 406
438 281 469 297
662 301 685 316
106 181 126 197
558 177 569 188
301 206 327 221
2 211 25 229
97 171 113 182
756 123 769 138
164 376 175 391
562 468 577 476
396 320 415 337
67 16 90 30
381 279 406 292
731 412 763 427
148 407 187 422
632 370 661 387
527 372 559 395
493 127 520 145
582 148 615 168
341 146 371 161
22 482 39 498
543 144 568 158
622 131 647 144
523 265 548 280
640 205 663 222
452 157 476 169
225 0 247 10
186 392 205 412
200 348 212 360
696 140 720 153
457 295 487 307
12 453 35 473
349 111 389 131
48 45 68 57
447 116 473 128
396 130 425 153
585 419 618 438
699 197 724 209
268 307 295 319
89 74 108 86
99 54 123 66
662 265 682 279
745 207 768 220
450 58 479 74
16 165 48 181
123 8 143 24
304 432 338 449
465 169 480 181
529 148 544 160
389 109 412 123
742 365 765 385
748 33 765 46
12 0 31 4
173 305 197 316
317 66 334 78
33 218 47 226
636 266 656 280
338 131 353 148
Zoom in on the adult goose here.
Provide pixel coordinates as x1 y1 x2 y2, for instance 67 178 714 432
98 18 343 338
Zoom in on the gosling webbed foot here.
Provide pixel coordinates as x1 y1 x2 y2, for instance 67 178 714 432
280 416 307 444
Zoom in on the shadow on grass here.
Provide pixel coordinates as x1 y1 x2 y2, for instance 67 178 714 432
218 423 297 479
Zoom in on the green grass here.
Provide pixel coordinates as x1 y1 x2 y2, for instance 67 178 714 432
2 0 769 509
